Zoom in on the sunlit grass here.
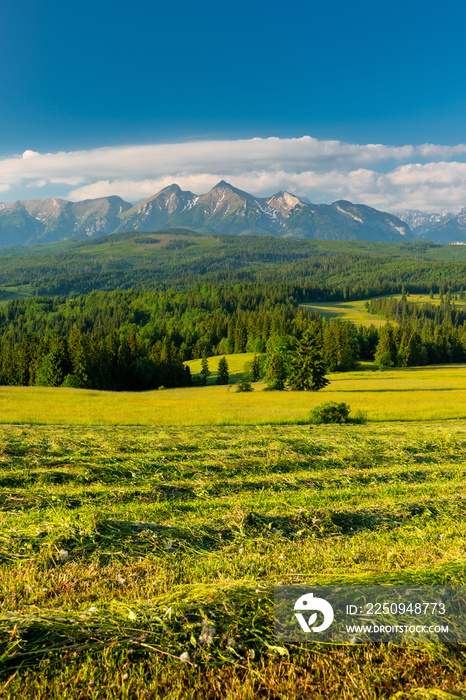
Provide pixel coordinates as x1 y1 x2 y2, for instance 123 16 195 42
186 352 255 382
301 292 466 328
300 299 389 326
2 363 466 425
1 422 465 698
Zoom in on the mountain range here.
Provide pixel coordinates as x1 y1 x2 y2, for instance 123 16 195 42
395 208 466 244
0 180 464 247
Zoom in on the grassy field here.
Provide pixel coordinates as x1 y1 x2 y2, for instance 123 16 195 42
301 293 466 327
2 361 466 698
0 285 33 305
0 421 465 698
300 299 389 326
2 362 466 425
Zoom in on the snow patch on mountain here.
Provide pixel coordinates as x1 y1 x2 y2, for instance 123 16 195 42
387 219 407 236
335 204 363 223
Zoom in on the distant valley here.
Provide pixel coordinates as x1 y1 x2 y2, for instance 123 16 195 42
0 179 465 247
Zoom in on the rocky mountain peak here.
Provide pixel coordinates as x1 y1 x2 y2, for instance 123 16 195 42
0 182 416 246
267 191 304 216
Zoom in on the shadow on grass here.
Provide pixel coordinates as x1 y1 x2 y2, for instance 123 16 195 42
53 518 231 560
239 500 450 538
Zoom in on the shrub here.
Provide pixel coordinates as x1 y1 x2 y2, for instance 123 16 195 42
235 380 253 392
309 401 350 424
191 374 205 387
61 374 84 389
264 378 285 391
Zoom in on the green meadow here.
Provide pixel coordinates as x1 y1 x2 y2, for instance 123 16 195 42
301 293 466 327
2 361 466 426
2 359 466 698
300 299 390 326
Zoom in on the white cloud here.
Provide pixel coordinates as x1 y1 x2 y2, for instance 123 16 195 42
26 179 47 188
1 136 466 211
21 150 40 160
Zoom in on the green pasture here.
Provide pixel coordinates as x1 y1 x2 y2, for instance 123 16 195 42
186 352 256 381
301 299 389 326
301 292 466 328
2 362 466 426
0 422 465 698
0 284 33 305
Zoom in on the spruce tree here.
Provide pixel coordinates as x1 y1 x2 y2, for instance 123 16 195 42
216 356 229 385
251 355 260 381
200 353 210 385
35 347 66 387
374 324 398 367
266 353 287 390
287 332 329 391
403 331 423 367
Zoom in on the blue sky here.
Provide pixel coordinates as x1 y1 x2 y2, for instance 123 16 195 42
1 0 466 210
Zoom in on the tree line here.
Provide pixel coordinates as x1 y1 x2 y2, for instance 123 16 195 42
2 283 466 391
0 328 190 391
368 294 466 365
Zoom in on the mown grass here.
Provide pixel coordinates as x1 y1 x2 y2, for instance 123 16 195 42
3 363 466 425
1 422 466 698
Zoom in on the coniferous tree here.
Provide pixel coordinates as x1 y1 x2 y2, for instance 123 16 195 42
234 318 247 353
251 354 260 382
35 346 67 387
402 330 424 367
200 353 210 385
266 352 287 390
374 324 398 366
216 356 229 385
287 331 329 391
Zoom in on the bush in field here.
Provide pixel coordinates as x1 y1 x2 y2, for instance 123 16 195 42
235 379 253 392
309 402 367 424
264 377 285 391
62 374 85 389
309 402 350 424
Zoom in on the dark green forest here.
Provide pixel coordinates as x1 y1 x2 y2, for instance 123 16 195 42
2 229 466 299
0 230 466 390
367 293 466 366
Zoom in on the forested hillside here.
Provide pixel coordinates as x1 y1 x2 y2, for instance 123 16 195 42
1 230 466 299
0 232 466 390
